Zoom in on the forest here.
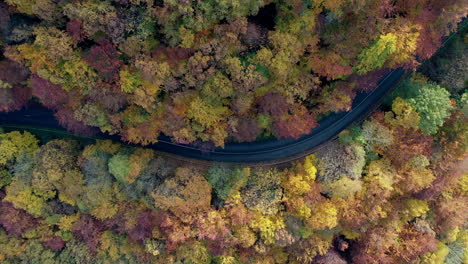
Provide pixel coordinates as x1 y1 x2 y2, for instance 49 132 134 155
0 67 467 262
0 0 467 263
0 0 466 147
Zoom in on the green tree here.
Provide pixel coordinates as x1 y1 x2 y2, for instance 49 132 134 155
355 33 397 74
205 166 249 200
405 81 454 135
108 152 131 184
79 142 122 219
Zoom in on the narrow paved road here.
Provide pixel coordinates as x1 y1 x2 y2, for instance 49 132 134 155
0 68 406 163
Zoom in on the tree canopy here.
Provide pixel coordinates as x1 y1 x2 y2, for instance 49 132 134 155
0 0 464 147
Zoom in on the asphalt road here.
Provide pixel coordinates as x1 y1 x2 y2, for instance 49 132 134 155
0 68 406 163
0 17 465 164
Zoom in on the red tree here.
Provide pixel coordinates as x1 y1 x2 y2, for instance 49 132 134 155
54 108 98 136
0 60 31 111
273 104 317 139
231 118 261 142
128 210 159 242
43 236 66 251
0 200 37 237
84 39 123 82
66 19 85 43
31 75 69 110
385 126 433 167
72 214 105 254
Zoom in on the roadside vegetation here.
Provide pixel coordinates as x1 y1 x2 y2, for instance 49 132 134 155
0 0 467 263
0 69 466 263
0 0 465 147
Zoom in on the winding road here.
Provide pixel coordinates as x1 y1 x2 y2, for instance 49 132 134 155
1 19 465 164
0 67 406 163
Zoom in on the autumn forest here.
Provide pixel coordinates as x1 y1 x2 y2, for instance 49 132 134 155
0 0 467 263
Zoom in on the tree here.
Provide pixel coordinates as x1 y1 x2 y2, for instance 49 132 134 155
313 249 347 264
405 81 454 135
33 27 74 63
355 33 397 74
18 240 59 264
63 1 123 42
108 152 131 184
323 177 363 199
394 225 439 263
272 104 318 139
420 242 450 264
386 23 420 67
72 214 104 254
174 241 211 264
78 142 122 220
363 158 396 191
315 140 366 183
154 0 264 45
4 181 50 217
305 199 339 230
241 168 284 215
395 157 435 194
187 96 230 130
84 39 123 82
386 97 421 130
0 59 31 112
54 108 98 136
288 234 333 263
0 200 37 237
126 148 154 184
73 103 115 134
66 19 85 43
31 140 84 206
205 166 249 200
361 120 393 152
309 50 352 80
119 69 143 93
0 130 38 167
314 81 356 114
0 228 27 262
5 0 35 15
259 93 318 139
152 166 212 223
248 213 285 245
230 117 261 142
30 75 69 110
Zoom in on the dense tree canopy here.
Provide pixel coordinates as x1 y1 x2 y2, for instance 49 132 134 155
0 63 466 262
0 0 465 147
0 1 466 263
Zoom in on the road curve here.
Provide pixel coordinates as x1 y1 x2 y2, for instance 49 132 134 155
0 68 406 163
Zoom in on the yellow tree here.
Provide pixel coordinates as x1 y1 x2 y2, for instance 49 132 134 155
385 97 421 129
0 131 38 167
31 140 84 206
355 23 420 74
152 166 212 223
386 23 421 67
355 33 397 74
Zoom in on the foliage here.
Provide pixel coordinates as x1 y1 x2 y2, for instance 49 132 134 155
1 0 463 147
404 79 454 135
151 167 212 222
205 166 249 200
0 86 466 261
0 131 38 167
108 152 131 184
0 1 466 262
355 33 397 74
